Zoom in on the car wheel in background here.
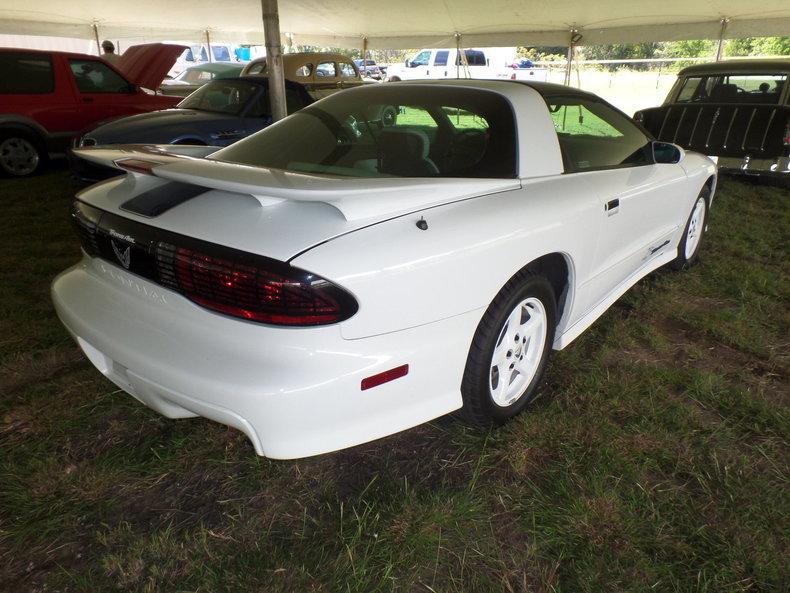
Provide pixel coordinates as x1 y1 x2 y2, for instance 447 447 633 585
671 187 709 270
0 131 44 177
461 270 557 424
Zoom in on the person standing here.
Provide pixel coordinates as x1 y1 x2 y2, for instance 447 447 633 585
100 40 120 65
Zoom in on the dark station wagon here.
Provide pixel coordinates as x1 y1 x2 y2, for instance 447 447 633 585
635 59 789 182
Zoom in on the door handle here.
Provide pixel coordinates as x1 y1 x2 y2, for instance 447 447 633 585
605 198 620 215
80 97 94 103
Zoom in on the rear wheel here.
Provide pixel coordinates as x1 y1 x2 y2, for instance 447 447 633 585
461 271 556 424
671 187 709 270
0 131 43 177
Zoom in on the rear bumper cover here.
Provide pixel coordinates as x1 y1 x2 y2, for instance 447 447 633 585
52 256 478 458
715 155 790 178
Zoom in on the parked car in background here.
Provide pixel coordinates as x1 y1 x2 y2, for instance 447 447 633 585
385 48 548 82
167 43 240 78
241 52 370 100
0 43 184 177
354 58 383 79
71 77 312 181
56 80 716 459
635 59 789 182
159 62 244 97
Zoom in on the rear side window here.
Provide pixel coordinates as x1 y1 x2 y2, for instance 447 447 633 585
247 61 266 75
294 64 312 77
246 87 307 117
676 77 706 102
547 96 651 171
315 62 337 78
458 50 486 66
339 62 356 77
69 60 130 93
433 51 449 66
0 53 54 94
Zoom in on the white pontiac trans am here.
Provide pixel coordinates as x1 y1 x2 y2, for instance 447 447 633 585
53 80 717 459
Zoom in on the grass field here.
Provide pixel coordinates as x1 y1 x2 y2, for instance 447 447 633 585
1 167 788 593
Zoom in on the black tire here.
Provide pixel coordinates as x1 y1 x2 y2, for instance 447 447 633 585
671 186 709 271
461 270 557 425
0 129 45 177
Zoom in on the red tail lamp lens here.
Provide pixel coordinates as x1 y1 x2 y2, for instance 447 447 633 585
171 246 357 326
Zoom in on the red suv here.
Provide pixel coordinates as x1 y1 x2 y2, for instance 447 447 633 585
0 44 184 176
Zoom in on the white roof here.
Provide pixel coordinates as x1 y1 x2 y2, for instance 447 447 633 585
0 1 788 48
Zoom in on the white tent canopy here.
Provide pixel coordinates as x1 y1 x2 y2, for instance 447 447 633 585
0 1 788 49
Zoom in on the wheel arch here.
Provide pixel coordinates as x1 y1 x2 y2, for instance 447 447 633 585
0 121 47 147
703 174 716 207
505 251 575 333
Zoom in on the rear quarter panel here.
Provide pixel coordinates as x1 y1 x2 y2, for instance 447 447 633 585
292 174 602 340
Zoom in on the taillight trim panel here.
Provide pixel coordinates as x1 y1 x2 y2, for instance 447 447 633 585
71 199 359 326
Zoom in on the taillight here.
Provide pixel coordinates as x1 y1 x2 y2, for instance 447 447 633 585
510 72 516 80
159 243 357 326
71 201 358 327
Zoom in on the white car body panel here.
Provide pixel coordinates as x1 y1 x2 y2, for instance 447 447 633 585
53 80 717 458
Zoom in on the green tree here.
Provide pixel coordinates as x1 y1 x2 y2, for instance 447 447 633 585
578 43 660 70
725 36 790 56
659 39 716 58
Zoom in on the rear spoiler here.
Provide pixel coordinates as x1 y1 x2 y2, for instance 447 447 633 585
72 145 520 221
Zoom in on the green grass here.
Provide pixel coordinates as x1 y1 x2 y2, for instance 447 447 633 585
1 166 788 592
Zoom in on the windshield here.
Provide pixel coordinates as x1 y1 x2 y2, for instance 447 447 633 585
178 80 260 115
213 85 517 178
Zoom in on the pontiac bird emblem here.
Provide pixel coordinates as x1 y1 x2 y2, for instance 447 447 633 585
111 240 131 269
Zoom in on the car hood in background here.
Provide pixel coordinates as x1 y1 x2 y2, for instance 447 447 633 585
118 43 188 91
88 109 240 142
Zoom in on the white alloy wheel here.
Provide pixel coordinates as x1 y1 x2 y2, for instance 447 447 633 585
684 197 706 259
0 136 40 176
489 297 548 407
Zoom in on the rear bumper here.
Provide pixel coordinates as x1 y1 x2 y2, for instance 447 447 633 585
714 155 790 178
51 256 477 458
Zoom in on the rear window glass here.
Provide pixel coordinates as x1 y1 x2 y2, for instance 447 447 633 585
178 80 259 115
213 86 517 178
0 53 54 94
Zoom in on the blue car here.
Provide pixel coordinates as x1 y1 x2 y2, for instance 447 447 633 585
70 76 312 181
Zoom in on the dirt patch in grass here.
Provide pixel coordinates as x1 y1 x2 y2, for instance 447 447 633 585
0 348 83 396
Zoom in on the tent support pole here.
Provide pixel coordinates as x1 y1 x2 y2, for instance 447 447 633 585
92 23 101 56
363 36 368 76
455 32 461 79
205 30 212 62
261 0 288 121
715 18 729 61
564 29 581 86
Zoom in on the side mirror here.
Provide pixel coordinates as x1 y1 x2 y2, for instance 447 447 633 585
126 83 138 94
405 59 411 67
652 141 684 164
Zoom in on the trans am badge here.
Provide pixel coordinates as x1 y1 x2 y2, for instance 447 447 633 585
111 240 131 269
